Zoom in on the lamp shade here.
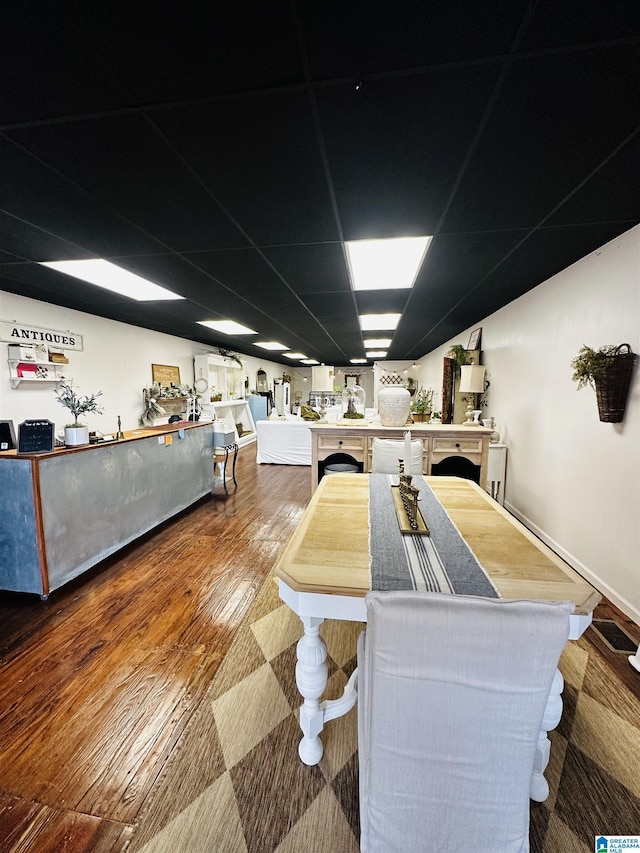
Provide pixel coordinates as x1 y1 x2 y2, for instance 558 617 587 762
459 364 486 394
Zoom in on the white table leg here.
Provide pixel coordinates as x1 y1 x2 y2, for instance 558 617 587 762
296 615 328 765
530 668 564 801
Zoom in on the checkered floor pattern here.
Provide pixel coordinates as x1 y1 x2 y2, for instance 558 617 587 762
127 576 640 852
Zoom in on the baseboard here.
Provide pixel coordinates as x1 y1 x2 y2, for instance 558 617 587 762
504 499 640 627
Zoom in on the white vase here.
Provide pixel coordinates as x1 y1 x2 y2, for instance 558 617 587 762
64 425 90 446
377 386 411 427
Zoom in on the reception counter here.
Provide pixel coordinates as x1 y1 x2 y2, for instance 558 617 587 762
0 421 216 597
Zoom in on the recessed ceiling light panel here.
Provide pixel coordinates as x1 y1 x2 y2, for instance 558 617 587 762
283 352 307 359
39 259 183 301
345 236 431 291
364 338 392 348
198 319 257 335
359 313 401 331
366 351 387 358
350 358 367 364
302 359 319 365
255 341 289 351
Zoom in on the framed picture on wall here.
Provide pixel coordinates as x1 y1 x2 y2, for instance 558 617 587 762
467 328 482 350
152 364 181 387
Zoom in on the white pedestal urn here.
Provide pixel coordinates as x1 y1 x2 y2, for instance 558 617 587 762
377 385 411 427
64 425 90 447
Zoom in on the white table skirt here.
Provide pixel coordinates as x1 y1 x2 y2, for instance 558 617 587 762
256 419 313 465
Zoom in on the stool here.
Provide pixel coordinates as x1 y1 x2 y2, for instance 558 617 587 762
213 443 239 492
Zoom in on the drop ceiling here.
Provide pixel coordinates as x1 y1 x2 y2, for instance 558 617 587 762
1 1 639 366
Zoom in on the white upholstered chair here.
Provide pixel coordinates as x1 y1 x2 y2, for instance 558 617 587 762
357 590 572 853
370 436 424 475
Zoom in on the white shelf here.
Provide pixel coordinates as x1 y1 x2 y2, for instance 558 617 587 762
212 400 256 447
7 360 70 388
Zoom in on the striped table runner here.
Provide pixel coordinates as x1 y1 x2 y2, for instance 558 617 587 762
369 473 500 598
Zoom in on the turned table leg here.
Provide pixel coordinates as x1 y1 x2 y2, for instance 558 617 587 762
530 668 564 801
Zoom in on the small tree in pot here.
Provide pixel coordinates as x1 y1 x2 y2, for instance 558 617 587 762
55 381 104 445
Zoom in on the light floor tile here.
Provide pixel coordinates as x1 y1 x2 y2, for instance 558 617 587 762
273 786 360 853
212 663 291 769
251 604 303 661
135 770 248 853
571 692 640 799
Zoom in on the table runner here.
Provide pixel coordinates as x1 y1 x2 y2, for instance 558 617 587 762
369 473 500 598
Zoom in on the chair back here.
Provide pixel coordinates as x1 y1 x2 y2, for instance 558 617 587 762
371 436 423 474
358 590 572 853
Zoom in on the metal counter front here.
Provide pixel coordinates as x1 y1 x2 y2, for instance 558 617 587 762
0 422 215 597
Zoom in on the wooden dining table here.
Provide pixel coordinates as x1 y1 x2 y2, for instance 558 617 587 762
274 473 601 801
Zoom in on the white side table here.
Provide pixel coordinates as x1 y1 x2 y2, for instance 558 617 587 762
487 443 507 505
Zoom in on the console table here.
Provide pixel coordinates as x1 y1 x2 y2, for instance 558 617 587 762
307 423 492 491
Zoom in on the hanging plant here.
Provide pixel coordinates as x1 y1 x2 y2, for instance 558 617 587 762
570 343 635 423
446 344 469 378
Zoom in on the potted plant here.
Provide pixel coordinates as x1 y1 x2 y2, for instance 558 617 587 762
570 343 635 423
410 387 434 422
55 381 104 446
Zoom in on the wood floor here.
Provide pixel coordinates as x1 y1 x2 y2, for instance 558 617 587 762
0 448 311 852
0 450 637 852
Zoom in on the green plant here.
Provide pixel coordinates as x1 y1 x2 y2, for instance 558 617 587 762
218 348 243 367
411 387 434 414
55 382 103 427
447 344 469 377
570 344 624 390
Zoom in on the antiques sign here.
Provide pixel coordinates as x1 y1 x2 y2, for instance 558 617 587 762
0 321 83 351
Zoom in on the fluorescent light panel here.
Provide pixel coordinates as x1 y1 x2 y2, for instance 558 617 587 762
302 359 319 365
350 358 367 364
364 338 392 348
359 313 401 331
366 351 387 358
345 236 431 291
198 319 257 335
39 259 183 301
255 341 289 351
283 352 307 359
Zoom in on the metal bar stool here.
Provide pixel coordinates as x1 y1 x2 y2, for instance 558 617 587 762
213 442 239 492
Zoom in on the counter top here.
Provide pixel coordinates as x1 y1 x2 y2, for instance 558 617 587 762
0 419 214 460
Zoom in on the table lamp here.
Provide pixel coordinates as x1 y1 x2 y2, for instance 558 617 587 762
458 363 486 425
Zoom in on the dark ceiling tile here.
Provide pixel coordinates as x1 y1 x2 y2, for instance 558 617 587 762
152 92 339 246
521 0 640 50
442 47 640 232
477 222 635 312
0 138 168 257
354 290 412 315
547 134 640 227
300 0 530 79
8 116 248 252
317 68 501 238
0 2 303 125
262 244 351 294
301 292 355 316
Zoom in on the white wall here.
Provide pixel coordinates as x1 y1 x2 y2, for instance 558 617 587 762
0 292 289 434
415 225 640 621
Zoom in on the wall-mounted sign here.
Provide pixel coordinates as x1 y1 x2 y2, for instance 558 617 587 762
0 321 83 351
151 363 181 387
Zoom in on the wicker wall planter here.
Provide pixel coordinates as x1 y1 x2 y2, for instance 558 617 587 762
571 343 636 423
594 345 635 422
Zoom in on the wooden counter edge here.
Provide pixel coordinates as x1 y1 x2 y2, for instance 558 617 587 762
0 420 214 460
